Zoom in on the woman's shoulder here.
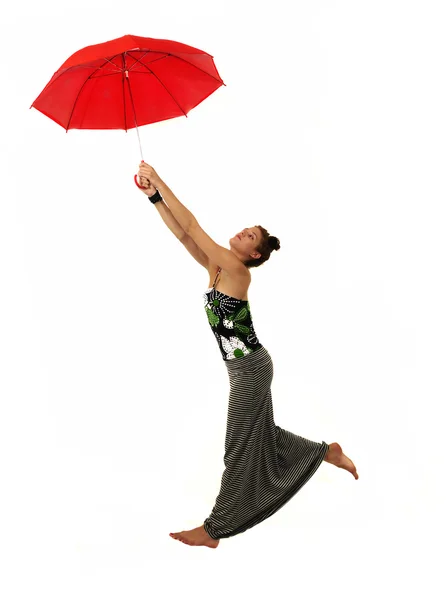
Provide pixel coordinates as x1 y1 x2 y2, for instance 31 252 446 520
207 262 251 300
207 262 250 281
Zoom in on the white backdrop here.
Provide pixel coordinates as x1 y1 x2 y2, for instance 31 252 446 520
1 1 444 598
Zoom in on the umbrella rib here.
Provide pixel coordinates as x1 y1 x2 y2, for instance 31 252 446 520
66 54 122 131
89 71 123 78
122 55 128 132
31 67 77 107
38 60 120 98
132 59 188 118
127 51 168 71
102 56 124 72
169 54 224 86
129 50 224 86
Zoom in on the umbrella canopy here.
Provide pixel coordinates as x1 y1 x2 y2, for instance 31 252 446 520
30 34 225 131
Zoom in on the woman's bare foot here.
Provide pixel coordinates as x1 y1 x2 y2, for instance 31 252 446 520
169 524 220 549
324 443 359 479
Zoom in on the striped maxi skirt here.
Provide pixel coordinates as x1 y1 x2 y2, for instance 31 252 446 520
203 345 329 540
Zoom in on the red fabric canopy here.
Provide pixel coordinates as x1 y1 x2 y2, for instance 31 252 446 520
31 34 225 131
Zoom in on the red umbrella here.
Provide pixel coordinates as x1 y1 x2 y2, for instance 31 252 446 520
30 34 225 188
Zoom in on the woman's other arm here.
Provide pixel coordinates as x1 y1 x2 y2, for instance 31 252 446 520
154 199 187 241
137 168 210 269
137 171 187 241
137 162 196 233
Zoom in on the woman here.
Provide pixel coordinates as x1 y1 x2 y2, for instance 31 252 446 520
137 162 358 549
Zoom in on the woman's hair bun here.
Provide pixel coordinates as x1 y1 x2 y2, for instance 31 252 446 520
268 236 280 251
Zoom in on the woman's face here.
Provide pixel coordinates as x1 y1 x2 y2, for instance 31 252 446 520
230 226 262 260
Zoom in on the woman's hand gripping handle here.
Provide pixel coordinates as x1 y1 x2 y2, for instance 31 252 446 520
134 161 163 195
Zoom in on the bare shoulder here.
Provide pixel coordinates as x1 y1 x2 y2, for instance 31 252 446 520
207 261 250 280
207 261 251 299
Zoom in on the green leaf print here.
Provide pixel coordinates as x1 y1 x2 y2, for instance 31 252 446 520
232 306 248 321
206 307 220 327
227 306 250 334
234 323 251 335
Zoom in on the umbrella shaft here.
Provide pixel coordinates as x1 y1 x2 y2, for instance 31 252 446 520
125 65 144 161
134 122 144 162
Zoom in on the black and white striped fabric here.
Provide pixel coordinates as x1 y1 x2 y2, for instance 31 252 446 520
203 345 329 540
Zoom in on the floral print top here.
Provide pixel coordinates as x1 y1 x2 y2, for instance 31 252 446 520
203 267 263 361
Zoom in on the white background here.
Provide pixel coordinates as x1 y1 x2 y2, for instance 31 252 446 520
1 1 444 598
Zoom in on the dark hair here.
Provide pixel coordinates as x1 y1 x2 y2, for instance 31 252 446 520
244 225 281 269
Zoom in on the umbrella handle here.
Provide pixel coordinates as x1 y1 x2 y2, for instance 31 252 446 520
134 174 150 190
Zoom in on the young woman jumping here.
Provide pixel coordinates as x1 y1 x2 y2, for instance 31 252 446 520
137 162 358 549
